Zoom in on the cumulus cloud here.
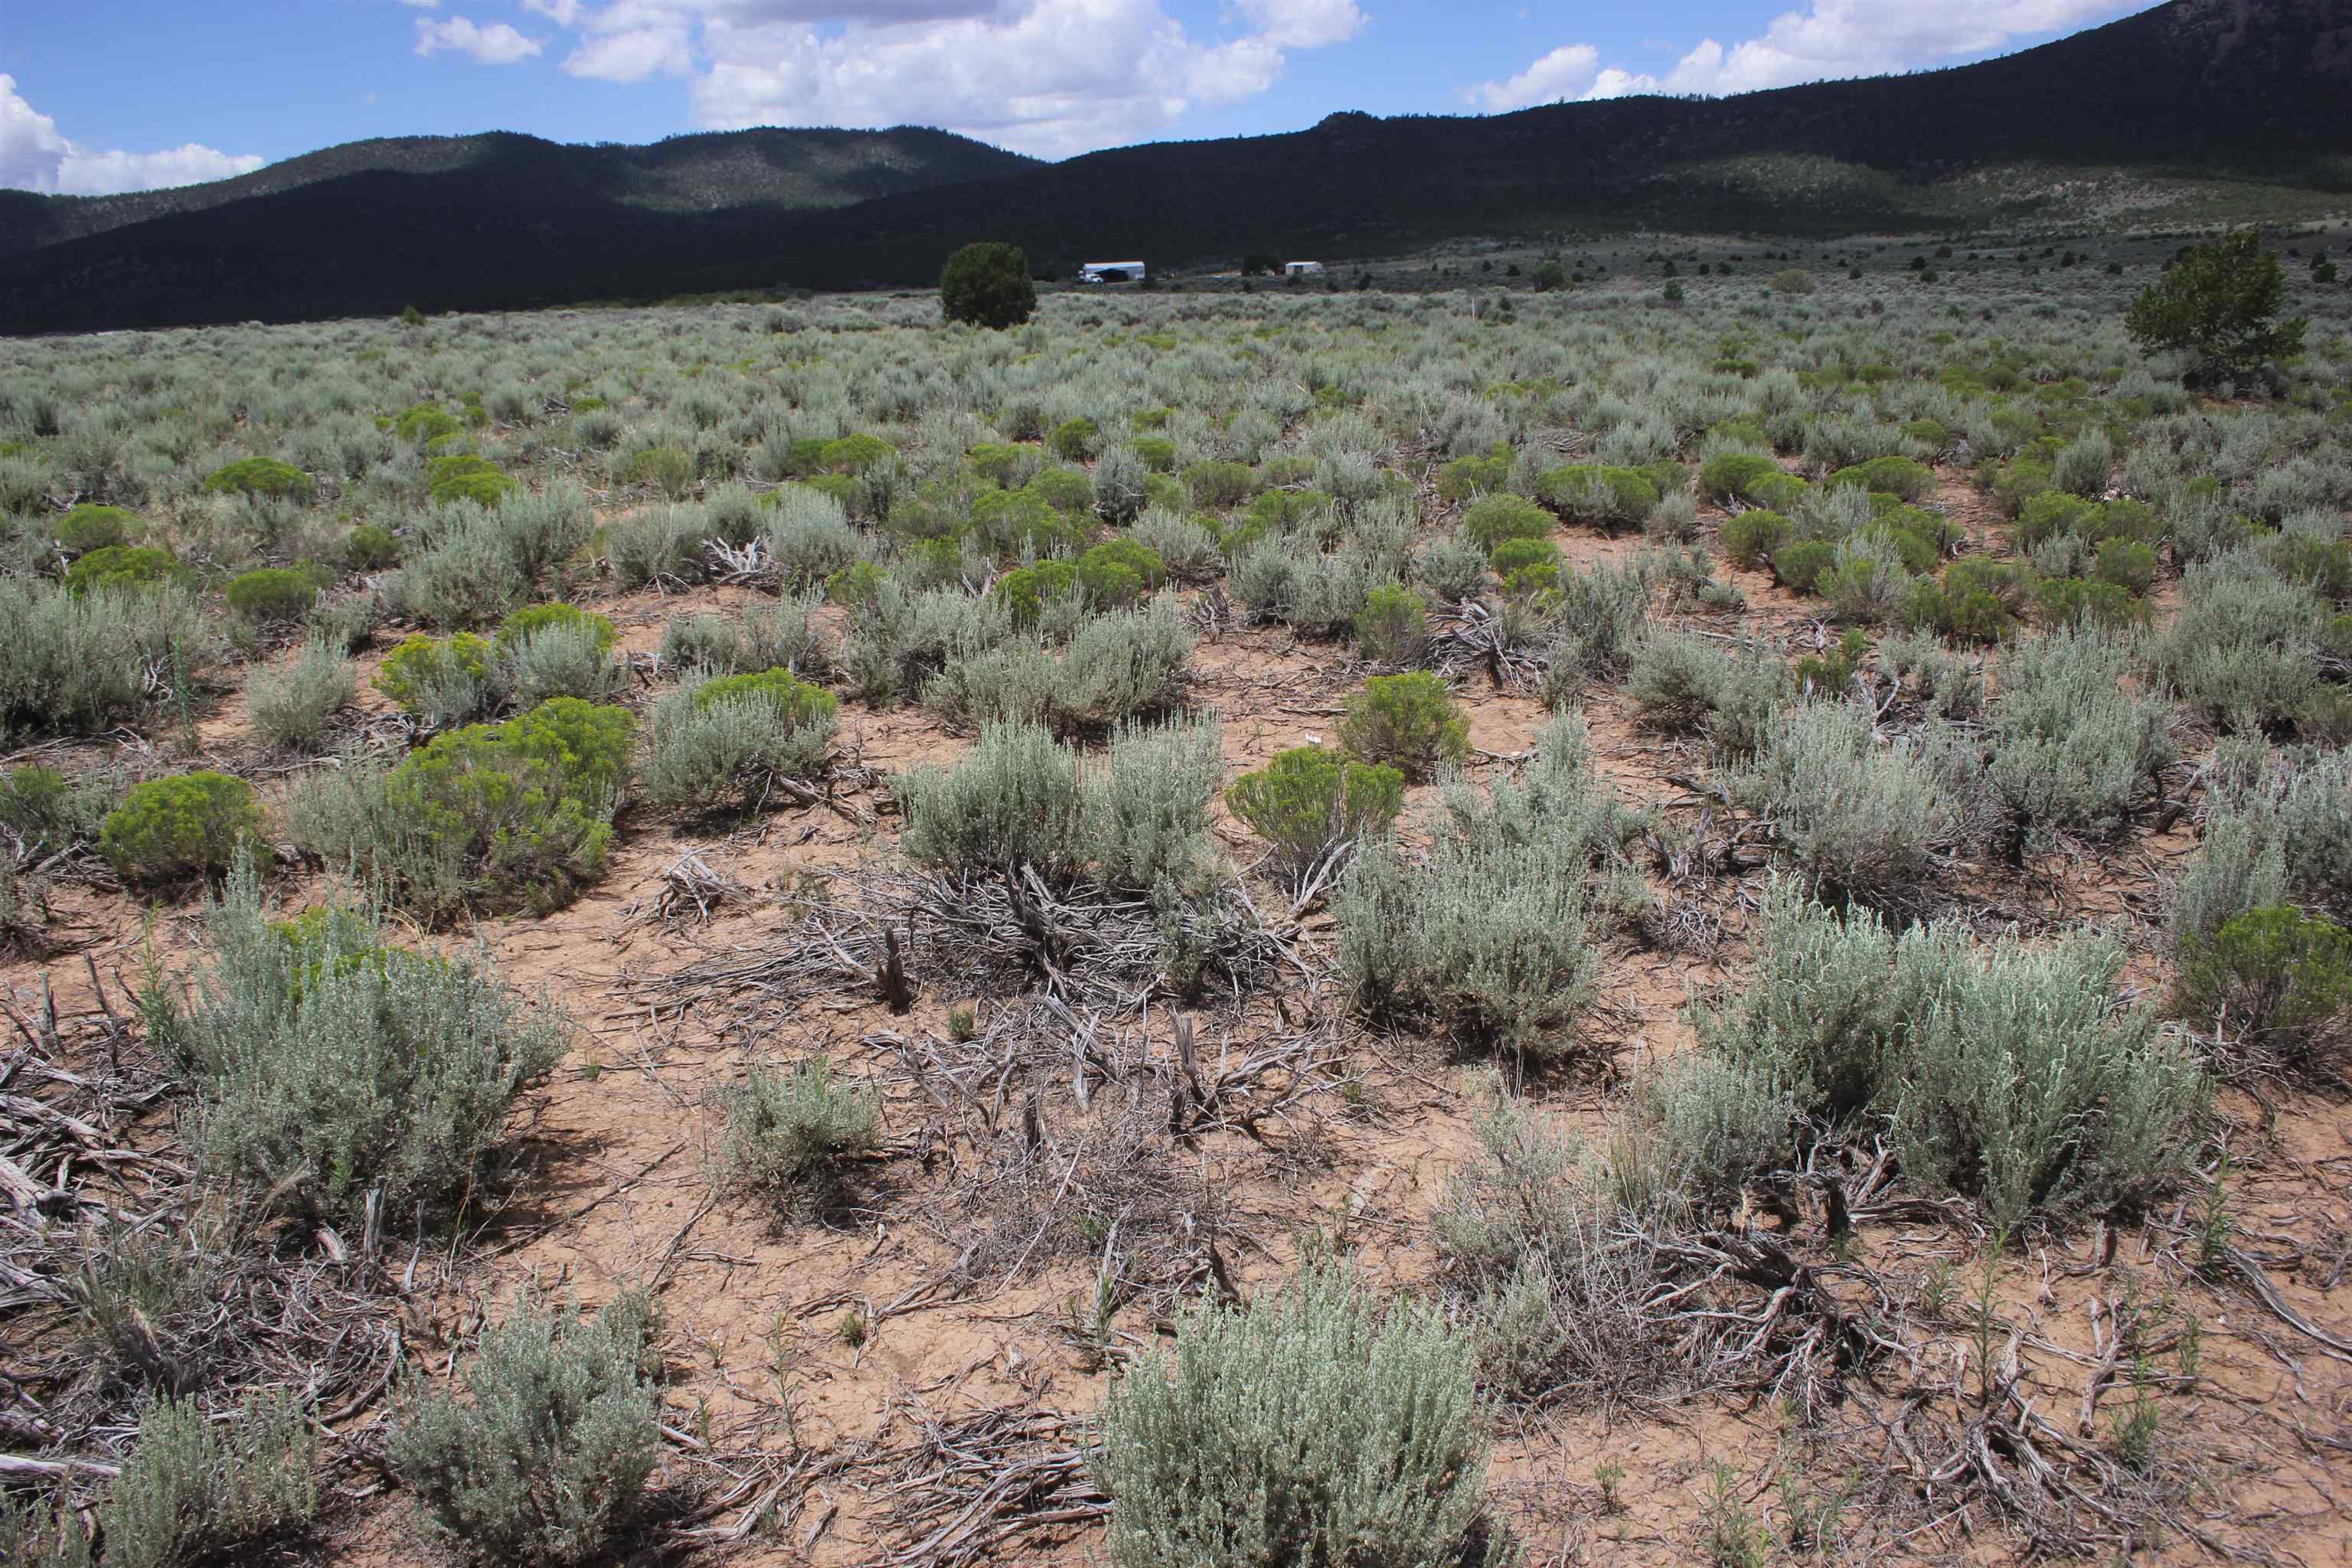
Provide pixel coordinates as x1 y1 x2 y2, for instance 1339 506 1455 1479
1468 0 2139 112
413 15 547 63
1466 44 1597 112
508 0 1361 157
0 74 265 197
565 25 696 80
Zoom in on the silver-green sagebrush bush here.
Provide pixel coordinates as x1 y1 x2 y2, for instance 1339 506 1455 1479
1436 1093 1686 1400
1687 882 2207 1223
921 593 1192 735
641 668 839 814
245 634 358 751
717 1057 881 1220
1092 1266 1488 1568
896 715 1222 893
897 721 1085 879
1723 697 1958 907
1984 627 2174 851
143 860 565 1227
1337 717 1626 1056
1 1391 318 1568
388 1291 663 1566
1082 712 1224 893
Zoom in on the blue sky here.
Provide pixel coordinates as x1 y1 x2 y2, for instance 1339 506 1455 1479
2 0 2151 194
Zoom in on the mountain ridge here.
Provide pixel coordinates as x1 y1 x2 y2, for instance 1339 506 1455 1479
2 0 2347 335
0 125 1039 259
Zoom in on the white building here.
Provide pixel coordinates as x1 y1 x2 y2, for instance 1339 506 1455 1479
1283 260 1325 276
1078 260 1146 283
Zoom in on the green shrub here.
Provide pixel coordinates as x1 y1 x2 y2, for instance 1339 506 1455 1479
51 502 142 557
145 862 564 1225
1690 884 2206 1223
1436 451 1511 501
1132 436 1178 472
1227 745 1403 893
0 765 112 861
427 453 518 507
64 544 185 596
1353 583 1429 665
1717 509 1788 568
1050 416 1102 461
992 559 1080 628
1340 672 1467 781
2017 489 2096 551
1026 466 1096 514
225 567 320 624
498 603 616 653
1699 451 1781 504
376 632 499 725
2034 577 2149 631
1461 492 1553 554
292 699 634 920
718 1057 880 1219
389 1292 662 1566
100 772 263 884
1488 536 1560 597
1076 537 1168 606
623 444 696 498
247 636 358 751
1824 456 1934 501
642 669 839 814
202 457 312 502
395 401 465 446
2107 541 2154 594
1770 538 1838 593
2175 906 2352 1076
1747 471 1809 511
1905 557 2034 642
91 1391 318 1568
1536 464 1658 528
1093 1266 1486 1568
1181 459 1257 509
939 240 1037 329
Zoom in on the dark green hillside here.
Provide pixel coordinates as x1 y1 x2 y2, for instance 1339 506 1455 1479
0 126 1037 259
2 0 2346 333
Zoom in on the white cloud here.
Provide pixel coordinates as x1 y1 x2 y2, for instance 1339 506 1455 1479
565 25 695 79
1236 0 1364 51
511 0 1355 157
0 74 265 196
397 0 441 10
1466 43 1596 112
413 15 547 63
1469 0 2138 111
